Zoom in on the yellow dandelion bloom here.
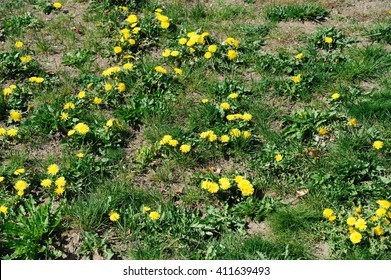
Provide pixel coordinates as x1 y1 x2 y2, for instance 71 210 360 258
47 164 59 175
319 127 327 135
219 177 230 190
55 176 66 188
162 49 171 57
117 83 126 92
376 208 386 217
14 168 25 175
10 110 22 122
207 182 219 194
143 206 151 212
230 128 241 138
53 2 62 9
14 180 28 191
174 68 182 75
123 63 133 70
227 50 237 60
74 123 90 134
68 130 75 136
170 50 179 57
109 211 120 221
7 128 18 137
3 88 12 96
377 200 391 209
105 84 112 91
374 225 385 236
234 176 244 183
125 14 138 24
60 112 68 121
220 102 230 110
180 144 191 153
204 52 212 59
373 140 384 150
149 211 160 220
159 135 172 145
228 93 238 99
291 74 302 83
168 139 179 147
201 98 209 103
331 93 340 100
0 205 7 215
324 37 333 44
15 41 23 48
161 21 170 29
93 96 103 106
275 154 283 162
41 179 52 187
355 218 367 231
242 131 251 139
78 91 86 99
323 208 334 218
64 102 75 110
220 135 230 143
155 66 168 74
242 113 252 121
347 217 356 226
208 45 217 53
76 153 84 158
349 231 362 244
296 53 303 60
348 118 357 127
238 179 254 196
178 38 187 45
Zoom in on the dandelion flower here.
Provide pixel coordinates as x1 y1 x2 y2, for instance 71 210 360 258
174 68 182 75
324 37 333 44
68 130 75 136
78 91 86 99
329 215 336 222
180 144 191 153
219 177 230 190
162 49 171 57
275 154 283 162
14 180 28 192
123 63 133 70
204 52 212 59
238 179 254 196
15 41 23 48
126 14 138 24
55 176 66 187
7 128 18 137
76 153 84 158
319 127 327 135
227 50 237 60
323 208 334 218
179 38 187 45
331 93 340 100
296 53 303 60
41 179 52 187
207 182 219 194
377 200 391 209
60 112 69 121
348 118 357 127
242 131 251 139
376 208 386 217
291 74 302 83
47 164 59 175
3 88 12 96
171 50 179 57
0 205 7 215
53 2 62 9
242 113 252 121
64 102 75 110
220 135 230 143
149 211 161 220
347 217 356 226
349 231 362 244
373 140 384 150
374 225 385 236
74 123 90 134
230 128 241 138
93 97 102 105
228 93 238 99
0 128 6 135
161 21 170 29
168 139 179 147
114 46 122 54
109 211 120 221
117 83 126 92
143 206 151 212
208 45 217 53
355 218 367 231
220 103 230 110
10 110 22 122
104 84 112 91
155 66 167 74
0 176 4 182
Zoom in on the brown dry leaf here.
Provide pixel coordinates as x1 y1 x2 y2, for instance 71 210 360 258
296 189 309 198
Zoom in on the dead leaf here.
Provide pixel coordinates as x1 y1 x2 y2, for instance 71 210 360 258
296 189 309 198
